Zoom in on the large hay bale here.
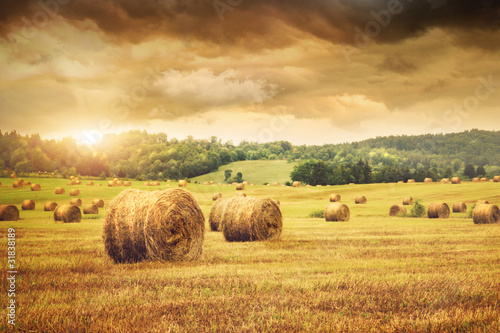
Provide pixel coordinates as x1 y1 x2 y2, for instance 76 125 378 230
0 205 19 221
87 182 95 186
407 179 415 183
209 198 231 231
236 183 245 191
355 196 367 204
402 197 413 205
424 178 433 183
13 181 23 188
473 204 500 224
54 205 81 223
92 199 105 208
70 198 82 207
272 182 280 187
212 193 222 201
221 196 282 242
83 204 99 214
427 202 450 219
103 188 205 263
292 181 301 187
108 181 114 187
452 202 467 213
472 178 480 183
389 204 406 216
69 189 80 196
329 194 341 202
451 177 461 184
441 178 450 183
31 184 41 191
55 187 65 195
325 203 350 222
44 202 58 211
476 200 490 205
493 176 500 182
178 180 188 187
21 199 35 210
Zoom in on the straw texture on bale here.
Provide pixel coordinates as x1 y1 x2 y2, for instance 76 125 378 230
209 198 231 231
55 187 65 195
221 196 282 242
427 203 450 219
272 182 280 187
451 177 461 184
292 181 301 187
92 199 105 208
44 202 58 211
389 204 407 216
87 182 94 186
476 200 490 205
54 205 81 223
472 204 500 224
407 179 415 183
493 176 500 182
212 193 222 201
70 198 82 206
441 178 450 183
0 205 19 221
452 202 467 213
30 183 41 191
103 189 205 263
355 196 367 204
424 178 433 183
22 199 35 210
178 180 188 187
236 183 245 191
13 181 22 188
329 194 341 202
403 197 413 205
325 203 350 222
83 204 99 214
69 189 80 196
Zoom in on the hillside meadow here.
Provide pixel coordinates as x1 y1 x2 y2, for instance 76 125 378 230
1 177 500 332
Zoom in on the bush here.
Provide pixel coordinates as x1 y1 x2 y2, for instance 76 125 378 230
408 199 426 218
309 209 324 218
466 203 476 219
285 181 292 186
99 172 107 180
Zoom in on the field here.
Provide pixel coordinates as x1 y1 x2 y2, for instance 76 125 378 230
1 177 500 332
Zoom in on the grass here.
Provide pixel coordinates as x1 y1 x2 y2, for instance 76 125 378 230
1 178 500 332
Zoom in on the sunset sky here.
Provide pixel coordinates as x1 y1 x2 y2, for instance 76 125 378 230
1 0 499 145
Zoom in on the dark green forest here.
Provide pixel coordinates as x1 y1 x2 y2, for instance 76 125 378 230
0 129 499 184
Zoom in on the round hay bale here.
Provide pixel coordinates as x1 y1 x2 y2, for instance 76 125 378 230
221 196 282 242
452 202 467 213
402 197 413 205
389 204 406 216
30 184 41 191
355 196 367 204
397 181 404 184
21 199 35 210
476 200 490 205
325 203 350 222
473 204 500 224
441 178 450 183
242 181 250 186
70 198 82 207
272 182 280 187
108 181 114 187
236 192 247 197
329 194 341 202
167 180 172 183
98 183 102 186
451 177 461 184
493 176 500 182
92 199 105 208
113 178 119 182
0 205 19 221
54 205 81 223
124 181 132 186
231 182 238 186
178 180 188 187
83 204 99 214
75 180 81 185
116 180 124 186
0 181 2 185
424 178 433 183
44 202 58 211
236 183 245 191
70 176 75 180
103 188 205 263
69 189 80 196
55 187 65 195
24 181 32 186
407 179 415 183
87 182 95 186
472 178 480 183
144 182 150 186
272 199 280 206
209 198 231 231
10 173 16 179
17 178 24 184
292 181 301 187
13 181 23 188
153 182 160 186
481 178 488 182
203 181 210 186
212 193 222 201
427 202 450 219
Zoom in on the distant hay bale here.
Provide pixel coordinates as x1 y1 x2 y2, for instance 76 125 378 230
292 181 301 187
98 184 102 186
87 182 94 186
54 205 81 223
116 180 124 186
236 193 247 197
44 202 58 211
476 200 490 205
212 193 222 201
55 187 65 195
67 180 76 186
0 205 19 221
407 179 415 183
397 181 404 184
124 181 132 186
472 178 480 183
203 181 210 186
83 204 99 215
70 176 75 180
427 202 450 219
242 181 250 186
209 181 215 185
481 178 488 182
451 177 461 184
108 181 114 187
441 178 450 183
21 199 35 210
325 203 350 222
493 176 500 182
389 204 406 216
402 197 413 205
452 202 467 213
153 182 160 186
13 181 23 188
144 182 150 186
24 181 31 186
349 183 355 185
329 194 341 202
424 178 433 183
103 188 205 263
75 180 81 185
473 204 500 224
209 198 231 231
31 184 41 191
70 198 82 207
10 173 16 179
355 196 367 204
113 178 119 182
232 182 238 186
236 183 245 191
178 180 188 187
92 199 105 208
272 182 280 187
69 189 80 196
167 180 172 183
221 196 282 242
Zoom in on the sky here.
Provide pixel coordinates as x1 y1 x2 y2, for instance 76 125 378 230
0 0 499 145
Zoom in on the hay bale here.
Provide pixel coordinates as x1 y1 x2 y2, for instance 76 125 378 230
221 196 282 242
21 199 35 210
451 177 461 184
452 202 467 213
389 204 406 216
481 178 488 182
87 182 95 186
329 194 341 202
103 188 205 263
427 202 450 219
54 205 81 223
476 200 490 205
407 179 415 183
13 181 23 188
69 189 80 196
24 181 32 186
493 176 500 182
116 180 124 186
242 181 250 186
153 182 160 186
124 181 132 186
144 182 150 186
92 199 105 208
55 187 65 195
209 198 231 231
272 182 280 187
108 181 114 187
473 204 500 224
167 180 172 183
30 184 41 191
17 178 24 184
178 180 188 187
236 183 245 191
70 198 82 207
0 205 19 221
441 178 450 183
113 178 119 182
75 180 81 185
472 178 480 183
397 181 404 184
70 176 75 180
10 173 16 179
212 193 222 201
203 181 210 186
402 197 413 205
236 193 247 197
325 203 350 222
424 178 433 183
292 181 301 187
273 199 280 206
98 184 102 186
355 196 367 204
83 204 99 214
44 202 58 211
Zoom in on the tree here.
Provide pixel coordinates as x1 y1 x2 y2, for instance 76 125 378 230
290 159 333 186
224 170 232 182
476 166 486 177
235 172 243 183
464 164 476 179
